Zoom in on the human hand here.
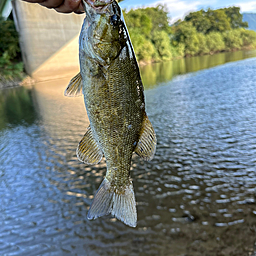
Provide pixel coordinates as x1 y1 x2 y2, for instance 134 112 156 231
22 0 84 14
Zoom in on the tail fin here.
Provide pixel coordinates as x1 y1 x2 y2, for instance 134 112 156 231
87 178 137 227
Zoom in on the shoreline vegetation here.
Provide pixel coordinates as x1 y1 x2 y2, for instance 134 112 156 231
0 16 25 89
1 6 256 88
123 5 256 65
138 45 256 66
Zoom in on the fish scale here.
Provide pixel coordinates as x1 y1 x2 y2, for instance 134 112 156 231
64 0 156 227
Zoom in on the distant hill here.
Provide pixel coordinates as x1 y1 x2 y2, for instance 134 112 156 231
243 13 256 31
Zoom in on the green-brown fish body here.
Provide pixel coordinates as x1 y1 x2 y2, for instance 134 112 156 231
65 0 156 227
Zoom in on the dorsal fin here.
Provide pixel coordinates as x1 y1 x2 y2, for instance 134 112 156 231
135 115 157 161
76 126 103 165
64 72 83 97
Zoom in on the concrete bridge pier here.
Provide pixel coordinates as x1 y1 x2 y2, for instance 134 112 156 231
12 0 84 81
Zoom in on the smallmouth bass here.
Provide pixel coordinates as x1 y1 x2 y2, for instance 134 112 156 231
65 0 156 227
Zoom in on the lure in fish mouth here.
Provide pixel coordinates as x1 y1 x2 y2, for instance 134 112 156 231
65 0 157 227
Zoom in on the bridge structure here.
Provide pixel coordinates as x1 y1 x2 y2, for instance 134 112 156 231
9 0 84 81
0 0 12 19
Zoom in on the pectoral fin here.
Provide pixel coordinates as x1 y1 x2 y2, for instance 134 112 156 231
135 115 157 161
64 72 83 97
76 126 103 165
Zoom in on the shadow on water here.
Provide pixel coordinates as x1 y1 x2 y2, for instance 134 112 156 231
0 87 38 129
141 49 256 89
1 50 256 255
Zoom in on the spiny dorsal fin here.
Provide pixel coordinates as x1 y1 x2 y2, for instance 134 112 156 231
76 126 103 165
64 72 83 97
135 115 157 161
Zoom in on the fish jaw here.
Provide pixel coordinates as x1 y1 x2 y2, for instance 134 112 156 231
83 0 114 8
82 0 114 16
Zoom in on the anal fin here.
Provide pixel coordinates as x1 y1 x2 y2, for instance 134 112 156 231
76 126 103 165
135 115 157 161
64 72 83 97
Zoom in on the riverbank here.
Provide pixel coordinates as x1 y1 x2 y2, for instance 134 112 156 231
0 74 35 90
0 76 22 90
1 48 256 90
138 45 256 66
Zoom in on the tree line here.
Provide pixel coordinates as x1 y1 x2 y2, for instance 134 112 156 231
0 16 23 80
1 5 256 80
124 6 256 63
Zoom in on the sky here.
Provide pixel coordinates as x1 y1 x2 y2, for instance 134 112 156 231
120 0 256 22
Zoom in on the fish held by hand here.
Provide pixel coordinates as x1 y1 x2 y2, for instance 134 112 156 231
65 0 156 227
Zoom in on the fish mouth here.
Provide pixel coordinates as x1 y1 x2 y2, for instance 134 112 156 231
82 0 114 13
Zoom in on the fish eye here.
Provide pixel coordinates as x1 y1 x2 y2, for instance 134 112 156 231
110 14 120 26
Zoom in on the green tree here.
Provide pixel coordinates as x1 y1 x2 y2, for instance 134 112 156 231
223 29 243 50
0 52 23 80
171 43 185 58
142 4 170 33
123 10 152 37
152 30 172 60
173 22 200 56
240 28 256 47
125 5 256 62
224 7 248 29
0 17 20 59
206 32 225 52
0 16 24 80
184 10 211 34
129 31 157 62
124 5 171 62
207 8 231 32
197 33 209 55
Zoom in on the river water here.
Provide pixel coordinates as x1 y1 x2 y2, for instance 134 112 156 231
1 50 256 255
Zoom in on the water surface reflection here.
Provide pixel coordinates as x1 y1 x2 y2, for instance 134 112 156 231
0 87 37 129
141 49 256 89
1 51 256 255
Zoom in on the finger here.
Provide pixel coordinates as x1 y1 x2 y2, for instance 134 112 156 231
55 0 82 13
39 0 64 8
74 3 85 13
22 0 45 3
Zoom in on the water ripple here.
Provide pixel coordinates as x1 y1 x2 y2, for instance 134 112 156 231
1 56 256 255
